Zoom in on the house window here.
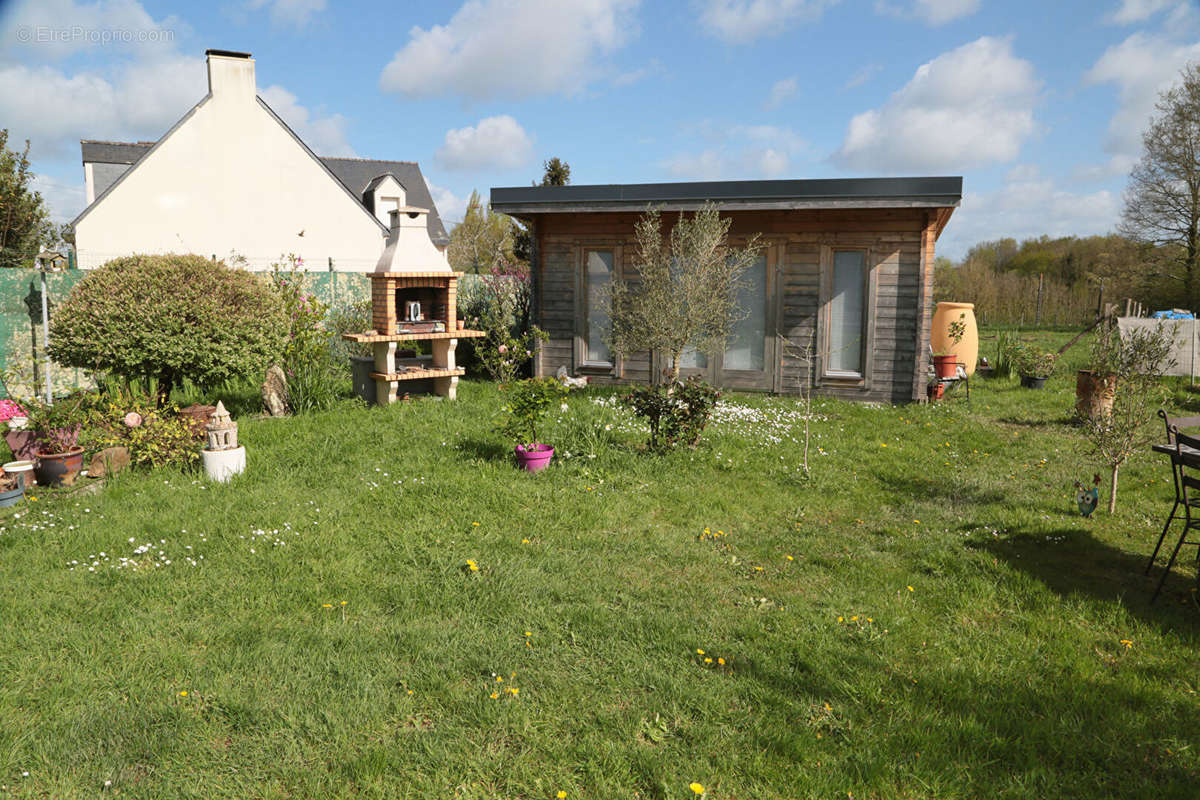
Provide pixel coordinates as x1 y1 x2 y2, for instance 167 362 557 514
582 249 613 366
826 249 867 377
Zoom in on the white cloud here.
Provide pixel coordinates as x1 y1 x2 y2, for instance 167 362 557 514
834 36 1040 172
843 62 881 89
875 0 980 25
763 76 799 110
427 181 468 225
1085 32 1200 158
698 0 840 43
938 167 1120 260
1 0 181 59
246 0 326 26
259 85 355 157
31 172 87 224
0 56 206 160
435 116 534 171
661 124 808 179
1107 0 1186 24
380 0 639 100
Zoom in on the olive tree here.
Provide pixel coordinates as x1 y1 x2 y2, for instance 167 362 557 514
608 203 763 382
49 254 287 403
1085 321 1176 513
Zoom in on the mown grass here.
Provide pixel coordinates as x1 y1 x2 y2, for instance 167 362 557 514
0 329 1197 799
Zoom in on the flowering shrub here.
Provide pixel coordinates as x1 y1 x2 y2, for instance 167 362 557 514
0 398 27 422
499 377 568 446
269 255 346 411
471 263 546 386
622 377 721 451
83 396 200 468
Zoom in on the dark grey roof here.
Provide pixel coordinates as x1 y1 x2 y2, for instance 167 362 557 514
81 140 155 164
491 177 962 214
324 159 448 245
79 142 449 246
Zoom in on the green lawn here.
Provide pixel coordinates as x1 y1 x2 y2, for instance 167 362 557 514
0 333 1197 799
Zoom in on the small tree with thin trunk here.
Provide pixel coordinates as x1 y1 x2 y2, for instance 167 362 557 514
608 203 763 382
1085 321 1176 513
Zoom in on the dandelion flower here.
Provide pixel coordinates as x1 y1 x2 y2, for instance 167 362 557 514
179 690 188 697
322 603 332 608
472 522 480 526
907 585 914 592
525 631 532 637
704 657 713 663
717 657 725 665
522 538 531 544
558 792 568 799
690 782 705 795
837 616 843 623
490 692 499 699
697 649 705 655
1120 639 1133 649
786 555 794 561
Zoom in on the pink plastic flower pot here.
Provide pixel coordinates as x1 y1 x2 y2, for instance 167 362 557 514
514 443 554 473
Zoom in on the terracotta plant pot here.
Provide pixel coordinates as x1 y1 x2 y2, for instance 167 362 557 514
932 354 958 380
514 443 554 472
34 447 85 487
1075 370 1116 422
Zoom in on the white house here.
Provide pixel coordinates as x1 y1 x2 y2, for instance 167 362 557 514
72 50 449 272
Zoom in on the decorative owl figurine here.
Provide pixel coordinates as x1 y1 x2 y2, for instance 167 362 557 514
1075 474 1101 517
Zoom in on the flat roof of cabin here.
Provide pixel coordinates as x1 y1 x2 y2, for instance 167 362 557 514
490 176 962 214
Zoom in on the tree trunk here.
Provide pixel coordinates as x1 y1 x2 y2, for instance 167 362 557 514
1108 463 1119 515
668 351 682 383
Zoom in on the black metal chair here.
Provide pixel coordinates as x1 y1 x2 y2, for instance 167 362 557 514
1147 410 1200 576
1151 424 1200 603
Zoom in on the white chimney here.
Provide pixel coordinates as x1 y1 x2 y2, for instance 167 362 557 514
374 208 451 273
206 49 256 103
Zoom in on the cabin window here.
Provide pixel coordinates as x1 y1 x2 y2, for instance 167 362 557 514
581 249 614 367
823 249 868 379
725 253 768 371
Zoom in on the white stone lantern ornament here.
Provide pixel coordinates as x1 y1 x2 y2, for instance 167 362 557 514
201 401 246 482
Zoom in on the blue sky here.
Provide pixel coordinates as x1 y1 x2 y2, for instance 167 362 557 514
2 0 1199 258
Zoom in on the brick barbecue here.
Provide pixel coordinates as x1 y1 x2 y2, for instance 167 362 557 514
343 206 484 403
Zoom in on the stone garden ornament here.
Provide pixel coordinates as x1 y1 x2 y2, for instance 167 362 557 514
201 401 246 482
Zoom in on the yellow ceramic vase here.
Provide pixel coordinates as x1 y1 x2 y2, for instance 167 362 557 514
931 302 979 376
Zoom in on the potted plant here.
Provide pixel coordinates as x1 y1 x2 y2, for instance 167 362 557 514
500 377 568 472
27 394 89 486
1076 321 1119 422
932 313 967 380
1010 343 1057 389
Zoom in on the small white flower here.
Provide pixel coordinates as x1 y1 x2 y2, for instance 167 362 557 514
560 403 569 412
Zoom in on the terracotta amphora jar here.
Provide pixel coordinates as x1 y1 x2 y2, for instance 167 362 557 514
931 302 979 376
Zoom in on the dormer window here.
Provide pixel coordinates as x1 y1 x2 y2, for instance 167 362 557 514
364 174 407 227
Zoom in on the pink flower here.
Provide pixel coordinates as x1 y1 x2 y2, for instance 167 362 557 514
498 344 508 354
124 412 143 428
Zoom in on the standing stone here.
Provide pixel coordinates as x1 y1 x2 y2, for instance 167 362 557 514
261 365 290 416
88 446 131 479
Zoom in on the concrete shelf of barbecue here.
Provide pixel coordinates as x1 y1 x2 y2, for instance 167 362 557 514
341 329 486 343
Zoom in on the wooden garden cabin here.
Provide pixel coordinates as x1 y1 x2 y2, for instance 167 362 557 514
490 177 961 404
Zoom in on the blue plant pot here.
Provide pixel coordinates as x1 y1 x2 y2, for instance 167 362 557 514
0 472 26 507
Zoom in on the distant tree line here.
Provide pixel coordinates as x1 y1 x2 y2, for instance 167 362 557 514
933 234 1158 326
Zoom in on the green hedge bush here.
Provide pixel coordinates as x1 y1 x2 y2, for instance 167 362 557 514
49 254 287 402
